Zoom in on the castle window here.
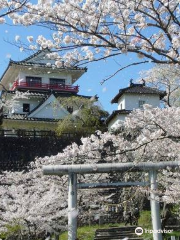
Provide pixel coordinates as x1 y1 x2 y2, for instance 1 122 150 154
26 76 42 86
23 103 30 113
139 100 145 108
67 106 73 114
50 78 65 86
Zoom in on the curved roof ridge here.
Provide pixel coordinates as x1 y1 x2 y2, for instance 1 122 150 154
15 49 50 63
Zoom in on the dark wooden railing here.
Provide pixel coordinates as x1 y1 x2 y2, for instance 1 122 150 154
10 80 79 93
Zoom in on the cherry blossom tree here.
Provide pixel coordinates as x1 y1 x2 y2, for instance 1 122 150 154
1 0 179 81
0 170 68 239
141 64 180 106
1 1 180 236
0 0 28 22
0 164 110 239
31 104 180 204
0 105 180 238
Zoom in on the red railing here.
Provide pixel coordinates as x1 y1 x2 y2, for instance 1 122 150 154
10 80 79 93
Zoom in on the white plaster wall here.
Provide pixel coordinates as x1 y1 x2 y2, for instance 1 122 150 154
8 95 68 119
117 95 125 110
27 57 55 65
11 97 43 114
108 114 128 130
18 70 72 85
118 94 160 110
31 104 68 119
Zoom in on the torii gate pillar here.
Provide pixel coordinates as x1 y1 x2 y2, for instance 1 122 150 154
149 170 162 240
68 173 77 240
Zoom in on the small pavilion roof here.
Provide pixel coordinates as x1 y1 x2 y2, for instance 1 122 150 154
111 81 166 104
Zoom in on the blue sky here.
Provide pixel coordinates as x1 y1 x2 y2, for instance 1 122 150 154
0 22 153 113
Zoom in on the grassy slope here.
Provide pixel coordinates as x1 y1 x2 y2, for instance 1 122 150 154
59 223 120 240
59 211 153 240
60 211 180 240
138 210 180 240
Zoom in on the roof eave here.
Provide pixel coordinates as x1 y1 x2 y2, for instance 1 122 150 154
111 91 167 103
106 110 131 124
0 60 11 83
9 60 87 72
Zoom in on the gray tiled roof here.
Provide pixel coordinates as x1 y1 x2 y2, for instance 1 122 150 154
3 114 58 122
111 83 166 103
9 49 87 71
4 114 26 120
9 60 87 72
6 90 94 99
6 91 47 97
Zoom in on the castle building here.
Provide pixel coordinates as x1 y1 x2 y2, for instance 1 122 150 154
0 50 90 136
106 80 166 130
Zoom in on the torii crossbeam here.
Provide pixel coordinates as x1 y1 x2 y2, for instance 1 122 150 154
43 161 180 240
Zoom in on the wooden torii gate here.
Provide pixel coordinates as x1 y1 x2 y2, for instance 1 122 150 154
43 161 180 240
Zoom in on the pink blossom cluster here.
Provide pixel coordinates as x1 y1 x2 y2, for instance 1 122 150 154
0 105 180 235
0 0 179 68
